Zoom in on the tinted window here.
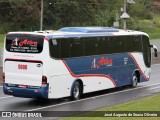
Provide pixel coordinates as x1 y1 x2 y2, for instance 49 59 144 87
61 39 71 58
70 38 85 57
109 36 142 54
133 36 142 52
110 37 123 53
49 38 84 59
49 35 143 59
6 34 44 53
120 36 132 52
49 39 61 58
85 37 98 56
123 35 142 52
97 37 109 54
142 35 151 67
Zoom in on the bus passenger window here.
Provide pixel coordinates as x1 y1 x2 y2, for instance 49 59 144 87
97 37 109 55
133 36 142 52
49 39 61 58
61 39 71 58
110 37 123 53
85 37 98 56
142 35 151 67
70 38 84 57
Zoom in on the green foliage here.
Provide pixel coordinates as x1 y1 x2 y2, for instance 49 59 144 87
0 0 159 40
0 34 5 47
46 0 97 28
62 94 160 120
0 0 40 31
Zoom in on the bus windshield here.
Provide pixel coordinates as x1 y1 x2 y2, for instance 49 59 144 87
5 34 44 53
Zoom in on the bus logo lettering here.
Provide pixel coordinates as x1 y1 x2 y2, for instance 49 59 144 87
11 38 38 46
19 39 38 46
18 64 27 70
91 56 112 68
11 38 19 46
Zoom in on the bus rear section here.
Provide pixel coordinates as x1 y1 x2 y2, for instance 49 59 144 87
3 33 49 99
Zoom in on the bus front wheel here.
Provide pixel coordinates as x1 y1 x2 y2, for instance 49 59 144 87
71 81 81 100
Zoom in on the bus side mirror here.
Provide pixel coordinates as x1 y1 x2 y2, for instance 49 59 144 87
150 45 158 57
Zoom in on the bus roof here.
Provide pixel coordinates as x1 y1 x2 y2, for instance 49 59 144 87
7 27 149 39
58 27 119 33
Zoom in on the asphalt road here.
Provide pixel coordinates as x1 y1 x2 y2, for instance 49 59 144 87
0 64 159 120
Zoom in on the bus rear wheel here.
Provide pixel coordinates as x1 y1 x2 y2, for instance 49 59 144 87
71 82 81 100
130 75 138 88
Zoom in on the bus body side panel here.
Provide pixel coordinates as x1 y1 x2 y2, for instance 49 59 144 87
74 77 115 94
129 52 150 81
48 60 74 99
63 53 149 93
48 59 116 98
63 53 133 86
48 52 149 99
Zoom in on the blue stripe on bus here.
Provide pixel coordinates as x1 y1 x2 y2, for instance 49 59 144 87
63 53 147 87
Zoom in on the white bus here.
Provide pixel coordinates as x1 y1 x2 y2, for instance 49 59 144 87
3 27 157 100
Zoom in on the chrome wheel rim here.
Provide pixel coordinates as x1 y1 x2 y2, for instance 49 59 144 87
133 75 137 87
73 85 80 99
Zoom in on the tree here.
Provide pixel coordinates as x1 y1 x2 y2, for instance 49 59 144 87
0 0 157 32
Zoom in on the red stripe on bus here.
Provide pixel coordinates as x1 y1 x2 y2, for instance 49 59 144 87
62 60 117 87
5 58 43 63
44 37 49 41
128 53 149 81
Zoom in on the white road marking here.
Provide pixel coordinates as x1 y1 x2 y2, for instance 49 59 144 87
151 64 160 66
149 86 160 90
0 96 13 100
26 82 160 112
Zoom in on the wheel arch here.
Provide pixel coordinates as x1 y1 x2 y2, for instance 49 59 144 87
70 79 84 96
132 69 140 83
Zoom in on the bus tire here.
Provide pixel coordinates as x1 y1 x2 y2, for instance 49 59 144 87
130 75 138 88
71 81 81 100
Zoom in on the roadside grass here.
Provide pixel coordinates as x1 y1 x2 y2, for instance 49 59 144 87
130 19 160 40
0 34 5 48
62 94 160 120
141 27 160 40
